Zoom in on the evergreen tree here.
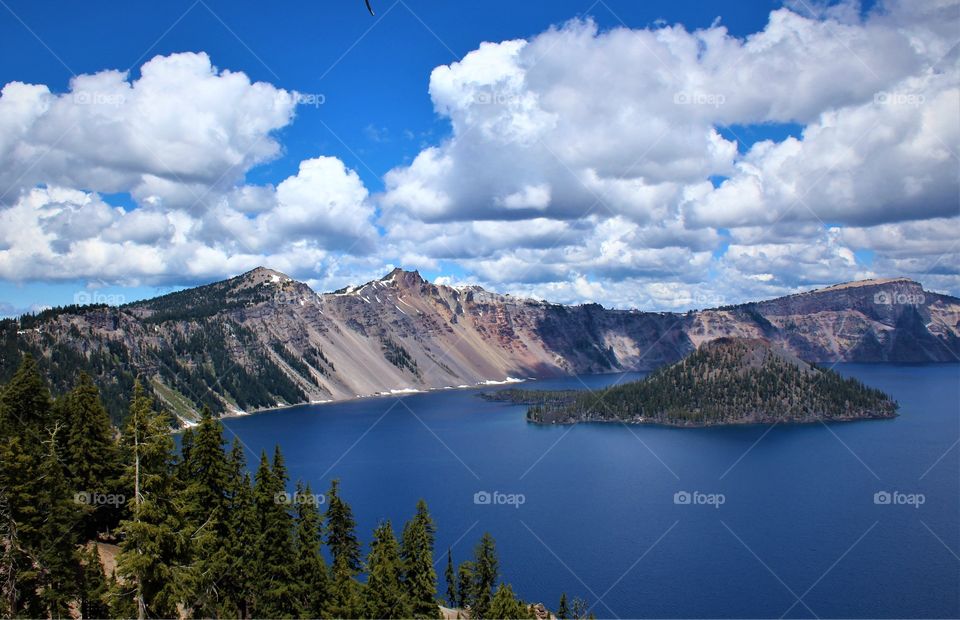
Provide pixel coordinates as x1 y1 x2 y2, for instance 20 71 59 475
324 479 362 572
471 533 499 619
0 355 57 617
78 545 110 619
61 374 122 537
456 561 475 613
324 479 364 619
36 425 82 618
220 439 257 618
444 547 456 607
400 498 438 618
558 592 569 619
292 480 329 618
251 447 297 618
571 596 587 620
364 520 411 619
490 583 526 620
179 407 231 617
114 381 186 619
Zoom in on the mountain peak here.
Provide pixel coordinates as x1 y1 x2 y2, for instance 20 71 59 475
382 267 425 288
239 266 292 282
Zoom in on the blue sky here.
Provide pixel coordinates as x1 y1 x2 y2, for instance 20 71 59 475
0 0 956 313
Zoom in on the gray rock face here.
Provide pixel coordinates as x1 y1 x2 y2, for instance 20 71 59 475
5 269 958 421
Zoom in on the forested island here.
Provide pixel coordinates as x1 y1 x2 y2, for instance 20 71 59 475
0 355 582 619
487 338 899 426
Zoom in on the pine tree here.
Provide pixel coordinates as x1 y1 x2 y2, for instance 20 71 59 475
364 520 411 619
445 547 456 607
324 479 364 619
36 424 82 618
456 561 475 613
0 355 57 617
400 498 438 618
114 380 186 619
251 447 297 618
78 544 110 619
60 373 122 537
489 583 526 620
292 481 329 617
220 439 257 618
571 596 587 620
558 592 569 619
179 407 231 617
324 479 362 572
471 532 499 619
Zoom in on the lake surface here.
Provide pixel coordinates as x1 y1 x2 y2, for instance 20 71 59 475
223 364 960 618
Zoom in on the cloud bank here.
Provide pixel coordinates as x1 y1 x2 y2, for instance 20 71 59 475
0 0 957 308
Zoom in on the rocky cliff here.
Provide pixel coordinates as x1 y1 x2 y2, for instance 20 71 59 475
1 268 956 424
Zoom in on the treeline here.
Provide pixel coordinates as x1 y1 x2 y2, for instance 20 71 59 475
0 355 573 619
525 338 898 425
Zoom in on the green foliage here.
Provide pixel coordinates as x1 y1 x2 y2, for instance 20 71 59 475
0 369 553 619
61 373 123 537
292 481 330 617
489 583 528 620
252 447 298 618
154 320 306 415
456 560 475 613
522 338 899 425
470 533 499 619
178 407 233 617
365 521 411 619
380 337 420 375
78 545 110 619
400 499 438 618
115 381 187 619
445 547 456 607
558 592 569 619
271 342 320 387
324 479 364 619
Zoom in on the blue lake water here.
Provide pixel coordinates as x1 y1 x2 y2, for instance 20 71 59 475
223 364 960 618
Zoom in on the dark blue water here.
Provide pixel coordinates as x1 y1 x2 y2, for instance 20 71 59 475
223 365 960 618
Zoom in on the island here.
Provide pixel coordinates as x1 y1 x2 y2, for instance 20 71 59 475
484 337 899 426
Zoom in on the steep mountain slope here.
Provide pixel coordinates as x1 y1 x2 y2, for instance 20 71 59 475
1 268 956 425
503 337 899 426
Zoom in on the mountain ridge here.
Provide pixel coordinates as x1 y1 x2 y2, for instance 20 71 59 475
2 268 957 425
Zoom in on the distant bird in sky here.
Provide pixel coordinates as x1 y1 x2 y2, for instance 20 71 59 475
365 0 375 15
